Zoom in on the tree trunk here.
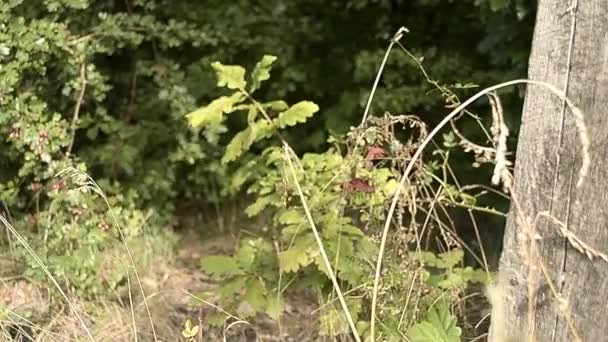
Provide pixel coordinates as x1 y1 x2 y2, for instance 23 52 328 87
491 1 608 341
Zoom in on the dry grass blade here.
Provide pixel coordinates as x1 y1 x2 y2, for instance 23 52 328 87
223 320 252 342
283 144 361 342
56 167 157 341
184 289 245 323
536 211 608 263
66 62 87 156
0 215 95 341
537 260 583 342
360 26 409 125
488 92 512 192
185 289 254 342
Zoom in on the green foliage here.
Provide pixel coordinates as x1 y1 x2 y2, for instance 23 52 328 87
416 250 490 290
211 62 247 90
189 57 493 339
200 255 243 277
276 101 320 128
407 300 462 342
0 0 184 298
186 55 320 166
198 238 278 322
251 55 278 92
186 93 244 129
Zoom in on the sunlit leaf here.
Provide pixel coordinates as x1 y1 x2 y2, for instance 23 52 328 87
266 296 283 320
277 101 319 128
263 100 289 112
211 61 246 89
276 209 306 225
222 126 257 164
186 92 244 128
250 55 277 92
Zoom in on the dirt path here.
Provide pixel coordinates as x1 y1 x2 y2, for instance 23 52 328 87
148 230 325 341
0 229 327 341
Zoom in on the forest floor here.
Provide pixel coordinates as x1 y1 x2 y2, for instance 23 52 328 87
0 228 327 342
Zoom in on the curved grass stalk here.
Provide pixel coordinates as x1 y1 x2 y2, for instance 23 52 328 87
369 79 589 340
360 27 409 125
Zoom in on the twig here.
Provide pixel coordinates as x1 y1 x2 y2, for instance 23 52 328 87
66 63 87 156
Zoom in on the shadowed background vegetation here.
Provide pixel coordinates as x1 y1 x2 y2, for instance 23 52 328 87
0 0 535 340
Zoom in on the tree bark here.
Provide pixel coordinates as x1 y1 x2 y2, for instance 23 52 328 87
491 0 608 341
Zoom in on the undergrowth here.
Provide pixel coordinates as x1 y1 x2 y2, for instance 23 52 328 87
184 50 504 341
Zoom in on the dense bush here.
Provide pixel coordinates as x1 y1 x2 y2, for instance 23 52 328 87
0 0 535 218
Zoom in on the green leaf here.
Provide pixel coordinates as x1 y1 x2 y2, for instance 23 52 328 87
266 296 283 320
236 241 257 270
201 255 243 277
415 249 463 269
218 276 248 298
250 55 277 93
407 301 462 342
211 61 247 89
263 100 289 112
247 105 258 123
245 195 274 217
325 223 364 237
278 247 311 273
437 249 464 269
276 209 306 225
414 251 440 267
277 101 319 128
459 192 477 206
222 126 257 164
244 278 267 312
437 267 490 289
186 93 243 128
64 0 89 9
252 119 274 140
442 131 457 148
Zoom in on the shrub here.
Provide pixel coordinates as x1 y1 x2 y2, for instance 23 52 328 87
188 55 492 340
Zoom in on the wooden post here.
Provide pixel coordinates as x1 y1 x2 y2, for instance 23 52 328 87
491 1 608 341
